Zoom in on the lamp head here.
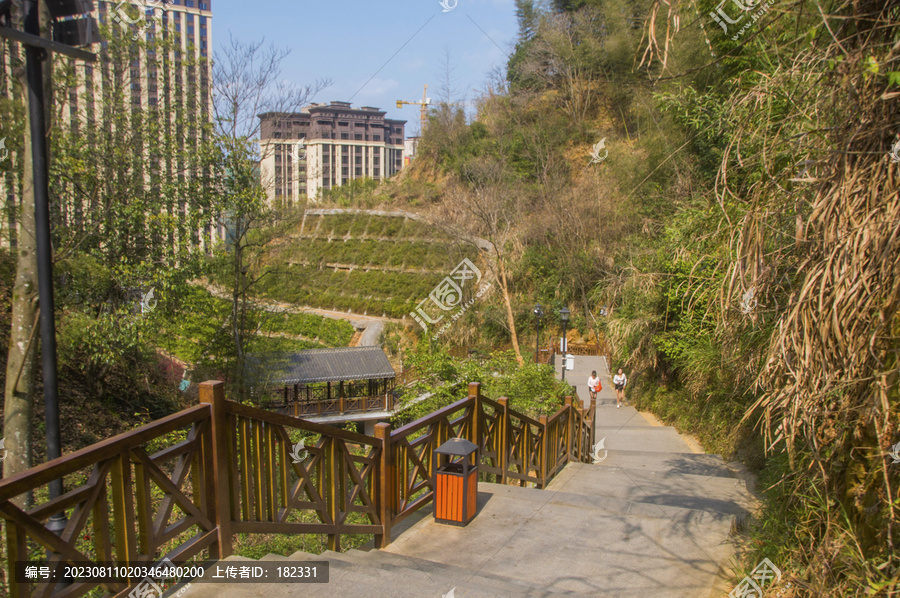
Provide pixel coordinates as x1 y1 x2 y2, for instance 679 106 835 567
559 307 570 323
51 16 99 47
533 304 544 319
45 0 94 19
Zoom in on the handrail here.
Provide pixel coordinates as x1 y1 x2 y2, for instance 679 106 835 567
391 396 475 437
227 400 374 444
0 404 210 503
506 407 543 429
0 380 594 597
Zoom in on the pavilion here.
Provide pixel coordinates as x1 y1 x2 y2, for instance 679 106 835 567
257 346 398 428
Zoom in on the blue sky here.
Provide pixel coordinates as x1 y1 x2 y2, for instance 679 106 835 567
210 0 518 134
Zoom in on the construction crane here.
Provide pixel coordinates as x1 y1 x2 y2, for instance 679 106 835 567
396 85 431 130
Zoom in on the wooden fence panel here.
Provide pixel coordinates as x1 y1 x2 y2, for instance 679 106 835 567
0 380 595 597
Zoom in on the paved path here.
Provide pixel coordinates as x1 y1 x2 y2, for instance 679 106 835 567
554 352 617 409
356 320 384 347
198 280 395 350
180 352 753 598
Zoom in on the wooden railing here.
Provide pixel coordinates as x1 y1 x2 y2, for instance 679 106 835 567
394 367 419 387
376 383 595 545
276 392 397 418
0 381 594 597
561 343 602 356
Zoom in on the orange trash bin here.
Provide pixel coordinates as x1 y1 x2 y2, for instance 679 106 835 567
433 438 479 526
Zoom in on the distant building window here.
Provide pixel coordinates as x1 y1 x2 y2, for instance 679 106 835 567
354 134 362 140
355 168 362 176
341 133 349 140
373 135 381 141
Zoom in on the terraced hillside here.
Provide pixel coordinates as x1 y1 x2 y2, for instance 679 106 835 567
252 210 483 319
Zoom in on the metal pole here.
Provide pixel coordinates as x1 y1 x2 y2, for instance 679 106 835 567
534 321 540 363
25 0 66 527
561 320 568 382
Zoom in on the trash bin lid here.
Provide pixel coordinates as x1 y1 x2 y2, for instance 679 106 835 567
435 437 478 457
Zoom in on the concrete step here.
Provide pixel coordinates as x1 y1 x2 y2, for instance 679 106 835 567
591 449 736 479
261 553 290 561
593 426 698 454
327 547 577 596
384 481 731 597
590 405 657 428
549 462 753 520
288 550 321 560
480 481 733 529
301 549 525 597
183 550 516 598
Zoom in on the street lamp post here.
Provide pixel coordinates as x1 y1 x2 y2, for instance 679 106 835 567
559 307 570 382
1 0 98 541
533 304 544 363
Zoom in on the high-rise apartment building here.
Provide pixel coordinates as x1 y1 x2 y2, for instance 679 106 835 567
0 0 218 248
259 102 406 204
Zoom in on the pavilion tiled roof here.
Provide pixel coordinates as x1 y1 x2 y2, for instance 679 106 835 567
261 346 396 385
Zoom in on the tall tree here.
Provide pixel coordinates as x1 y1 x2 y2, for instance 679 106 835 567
449 158 526 365
515 0 540 41
2 1 49 501
211 35 327 398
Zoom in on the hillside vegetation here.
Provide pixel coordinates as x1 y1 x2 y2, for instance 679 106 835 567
220 211 482 319
340 0 898 594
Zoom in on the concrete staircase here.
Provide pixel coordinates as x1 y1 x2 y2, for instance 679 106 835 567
179 357 754 597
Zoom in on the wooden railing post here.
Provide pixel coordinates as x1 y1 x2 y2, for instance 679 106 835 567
498 397 509 484
374 423 394 548
199 380 233 559
7 521 28 597
326 436 341 552
564 396 574 462
576 405 584 461
539 415 549 489
468 382 482 451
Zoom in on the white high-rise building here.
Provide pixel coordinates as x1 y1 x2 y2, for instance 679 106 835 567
0 0 218 248
259 102 406 205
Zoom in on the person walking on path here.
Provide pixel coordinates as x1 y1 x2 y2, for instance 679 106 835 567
588 371 601 403
612 368 627 408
